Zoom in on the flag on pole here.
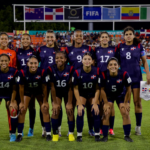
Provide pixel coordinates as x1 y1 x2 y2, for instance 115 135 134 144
140 7 150 20
45 7 63 20
121 7 139 20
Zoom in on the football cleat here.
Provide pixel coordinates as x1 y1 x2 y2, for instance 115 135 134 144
100 136 108 142
27 128 34 137
124 136 133 142
135 126 141 135
95 135 101 142
46 135 52 141
52 134 59 142
100 129 103 135
15 135 22 142
88 129 95 136
109 129 115 135
10 134 16 142
69 133 75 141
76 136 82 142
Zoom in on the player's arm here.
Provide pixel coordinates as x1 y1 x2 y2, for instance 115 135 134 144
42 84 48 103
100 87 108 104
124 86 131 103
10 85 18 110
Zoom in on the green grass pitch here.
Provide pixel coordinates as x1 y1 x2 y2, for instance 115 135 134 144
0 74 150 150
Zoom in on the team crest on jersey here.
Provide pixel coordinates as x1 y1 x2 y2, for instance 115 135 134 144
108 50 113 54
7 53 12 56
35 75 41 79
91 75 96 79
116 79 122 83
131 47 136 51
27 52 32 56
82 49 87 53
53 51 55 54
63 72 69 77
8 75 13 79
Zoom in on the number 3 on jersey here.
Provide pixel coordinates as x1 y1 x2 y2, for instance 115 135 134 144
48 56 53 64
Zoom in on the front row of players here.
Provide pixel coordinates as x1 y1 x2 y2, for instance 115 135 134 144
0 51 133 142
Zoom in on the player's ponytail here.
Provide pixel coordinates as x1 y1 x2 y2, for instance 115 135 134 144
123 26 141 46
46 29 59 52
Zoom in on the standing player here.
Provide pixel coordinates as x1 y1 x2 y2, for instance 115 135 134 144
37 30 63 137
73 52 100 142
0 54 18 142
99 57 133 142
16 55 51 142
63 29 95 136
95 32 116 135
0 32 17 135
115 26 150 135
16 33 37 137
46 51 75 141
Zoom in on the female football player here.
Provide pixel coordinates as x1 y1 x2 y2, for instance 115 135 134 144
64 29 95 136
115 26 150 135
73 52 100 142
47 51 75 142
99 57 133 142
37 30 63 137
16 33 37 137
95 32 116 135
0 54 18 142
16 55 51 142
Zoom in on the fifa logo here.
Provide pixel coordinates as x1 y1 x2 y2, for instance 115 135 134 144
86 11 99 16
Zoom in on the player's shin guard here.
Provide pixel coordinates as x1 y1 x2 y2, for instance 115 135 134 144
51 118 58 135
18 123 24 135
29 108 36 129
135 113 142 126
40 109 44 127
109 116 115 129
123 124 131 136
102 125 109 137
44 122 51 135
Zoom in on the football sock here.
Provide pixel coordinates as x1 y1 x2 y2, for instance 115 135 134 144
102 125 109 137
44 122 51 135
18 123 24 134
109 116 115 129
123 124 131 136
68 121 74 133
29 108 36 129
135 113 142 126
7 109 11 132
40 109 44 127
11 118 18 134
58 106 63 127
51 118 58 134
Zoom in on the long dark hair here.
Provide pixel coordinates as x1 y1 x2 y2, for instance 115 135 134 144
46 30 59 52
73 29 83 46
123 26 140 46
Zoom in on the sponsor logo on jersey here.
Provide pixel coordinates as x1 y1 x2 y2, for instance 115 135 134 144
131 47 136 51
7 53 12 56
35 75 41 79
27 52 32 56
116 79 122 83
82 49 87 53
63 72 69 77
108 50 113 54
91 75 96 79
8 75 13 79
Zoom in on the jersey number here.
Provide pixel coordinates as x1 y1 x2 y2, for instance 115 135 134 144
29 82 38 88
21 59 26 66
57 80 66 87
77 55 82 62
48 56 53 64
112 85 116 92
0 82 10 88
83 82 93 89
126 52 131 59
100 56 109 62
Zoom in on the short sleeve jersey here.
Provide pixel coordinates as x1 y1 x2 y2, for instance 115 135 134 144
95 46 115 71
72 66 99 97
115 43 145 82
16 48 37 70
63 45 94 70
99 70 132 99
0 67 18 99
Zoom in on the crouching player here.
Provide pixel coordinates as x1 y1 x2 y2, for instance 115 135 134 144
45 51 75 142
99 57 133 142
73 52 100 142
0 54 18 142
16 55 51 142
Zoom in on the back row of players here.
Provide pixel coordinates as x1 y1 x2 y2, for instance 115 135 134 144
0 26 149 143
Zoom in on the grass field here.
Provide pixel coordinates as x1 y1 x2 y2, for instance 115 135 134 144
0 74 150 150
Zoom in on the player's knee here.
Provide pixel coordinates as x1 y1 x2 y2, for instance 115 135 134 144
42 106 49 115
134 101 142 109
120 107 129 119
10 109 17 117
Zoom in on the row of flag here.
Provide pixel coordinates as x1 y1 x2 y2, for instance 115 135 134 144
25 7 150 20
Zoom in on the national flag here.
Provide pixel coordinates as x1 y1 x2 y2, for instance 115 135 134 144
108 50 113 53
142 87 145 91
7 53 12 56
8 76 13 79
63 72 69 77
27 52 32 56
140 7 150 20
91 75 96 79
35 75 41 79
131 47 136 51
82 49 87 53
25 7 35 13
45 7 63 20
140 29 150 36
121 7 139 20
116 79 122 83
145 88 147 91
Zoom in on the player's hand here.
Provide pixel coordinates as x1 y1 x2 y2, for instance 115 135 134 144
77 104 84 116
10 101 18 110
91 104 99 115
66 102 73 116
103 103 111 116
146 73 150 84
19 102 25 113
124 102 130 113
52 103 60 116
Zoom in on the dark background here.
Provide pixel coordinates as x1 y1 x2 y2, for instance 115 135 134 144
1 1 150 30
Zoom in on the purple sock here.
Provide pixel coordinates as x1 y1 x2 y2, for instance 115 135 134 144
18 123 24 134
44 122 51 133
123 124 131 136
135 113 142 126
51 118 58 134
68 121 74 132
109 116 115 129
102 125 109 137
11 118 18 134
29 108 36 129
76 110 84 133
